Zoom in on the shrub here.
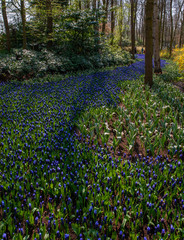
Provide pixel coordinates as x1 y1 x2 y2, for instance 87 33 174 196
158 60 181 82
160 48 170 59
0 48 132 81
172 47 184 75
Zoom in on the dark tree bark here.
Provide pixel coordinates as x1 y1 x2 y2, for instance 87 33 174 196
179 10 184 48
102 0 109 33
21 0 27 49
173 1 184 48
169 0 173 57
110 0 114 45
93 0 100 52
118 0 123 47
160 0 166 50
93 0 96 9
130 0 137 59
1 0 11 52
153 0 162 74
46 0 53 48
144 0 154 87
79 0 81 10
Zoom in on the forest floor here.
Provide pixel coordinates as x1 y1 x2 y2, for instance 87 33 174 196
173 80 184 92
0 55 184 240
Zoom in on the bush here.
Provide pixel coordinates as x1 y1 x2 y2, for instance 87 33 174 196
0 48 132 81
158 60 181 82
172 47 184 75
160 49 170 59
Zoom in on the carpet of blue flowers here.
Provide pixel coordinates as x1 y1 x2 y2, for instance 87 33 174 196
0 55 184 240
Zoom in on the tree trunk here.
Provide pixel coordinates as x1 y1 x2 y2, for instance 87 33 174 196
153 0 162 74
110 0 114 45
172 1 184 48
86 0 90 8
179 10 184 48
21 0 27 49
160 0 166 50
169 0 173 57
102 0 109 33
46 0 53 48
130 0 137 59
144 0 154 87
93 0 96 9
79 0 81 10
118 0 123 47
93 0 100 52
1 0 11 52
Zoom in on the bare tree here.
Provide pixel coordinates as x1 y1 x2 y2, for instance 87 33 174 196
1 0 11 51
145 0 154 87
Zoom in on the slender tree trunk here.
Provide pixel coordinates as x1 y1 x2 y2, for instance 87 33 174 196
131 0 137 59
153 0 162 73
1 0 11 52
179 11 184 48
160 0 166 50
110 0 114 45
102 0 109 33
131 0 135 58
172 1 184 48
21 0 27 49
86 0 90 8
93 0 96 9
145 0 154 87
79 0 81 10
169 0 173 57
118 0 123 47
46 0 53 48
93 0 100 52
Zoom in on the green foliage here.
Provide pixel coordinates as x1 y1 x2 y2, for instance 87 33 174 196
159 61 181 82
55 8 103 55
77 76 184 156
0 48 132 80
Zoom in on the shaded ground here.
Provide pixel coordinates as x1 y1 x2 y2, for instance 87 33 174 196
173 80 184 92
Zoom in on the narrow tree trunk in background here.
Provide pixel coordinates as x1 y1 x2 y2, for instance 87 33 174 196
172 1 184 48
93 0 96 9
93 0 100 52
153 0 162 73
159 0 163 49
79 0 81 10
160 0 166 50
131 0 137 59
179 11 184 48
131 0 135 58
110 0 114 45
86 0 90 9
169 0 173 57
102 0 108 33
46 0 53 48
21 0 27 49
1 0 11 52
145 0 154 87
118 0 123 47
